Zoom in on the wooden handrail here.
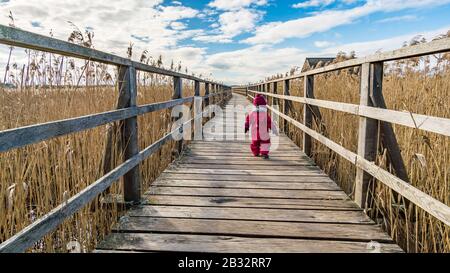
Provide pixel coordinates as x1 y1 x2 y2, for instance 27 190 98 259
248 90 450 137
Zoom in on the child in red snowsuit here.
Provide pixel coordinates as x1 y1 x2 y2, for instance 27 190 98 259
245 94 278 159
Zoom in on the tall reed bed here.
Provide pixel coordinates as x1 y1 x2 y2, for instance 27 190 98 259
275 36 450 252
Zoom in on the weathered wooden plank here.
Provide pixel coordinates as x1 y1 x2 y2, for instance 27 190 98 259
0 97 194 153
185 151 308 156
269 105 450 226
183 154 311 160
187 149 305 154
96 233 403 253
167 165 319 172
158 173 329 182
152 180 340 190
93 249 146 253
146 187 349 200
144 195 360 210
170 164 315 170
115 217 393 242
127 206 373 224
177 159 311 165
163 168 324 176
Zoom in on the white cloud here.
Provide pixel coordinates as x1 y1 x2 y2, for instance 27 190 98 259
314 40 335 48
204 45 306 84
292 0 360 9
293 0 335 9
194 9 263 44
318 25 450 56
211 25 450 85
208 0 267 11
0 0 214 75
244 0 450 45
375 15 418 24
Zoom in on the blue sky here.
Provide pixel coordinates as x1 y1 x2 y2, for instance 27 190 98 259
1 0 450 84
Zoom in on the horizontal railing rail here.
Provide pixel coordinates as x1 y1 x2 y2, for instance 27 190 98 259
243 38 450 227
248 91 450 137
0 24 232 252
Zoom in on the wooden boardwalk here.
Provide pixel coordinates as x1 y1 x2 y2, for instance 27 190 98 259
95 94 402 253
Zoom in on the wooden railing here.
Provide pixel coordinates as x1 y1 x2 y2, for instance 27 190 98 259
0 25 231 252
243 37 450 227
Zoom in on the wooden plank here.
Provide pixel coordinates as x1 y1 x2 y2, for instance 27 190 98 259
178 159 311 165
152 180 341 190
170 164 314 170
0 97 194 153
303 75 313 156
93 249 146 253
186 150 307 156
144 195 360 210
355 63 379 208
163 168 324 176
269 105 450 226
188 148 304 153
127 206 373 224
183 154 311 159
96 233 403 253
115 217 393 242
167 165 319 171
159 173 328 182
146 187 349 200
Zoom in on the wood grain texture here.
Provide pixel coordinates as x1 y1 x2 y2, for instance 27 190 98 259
96 233 402 253
127 205 373 224
115 217 392 242
144 195 360 210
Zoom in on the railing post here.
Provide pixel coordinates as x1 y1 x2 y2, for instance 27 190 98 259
303 75 314 156
173 76 183 155
283 79 290 133
194 80 202 141
355 62 380 208
273 81 278 107
194 80 200 97
118 65 140 204
205 82 210 107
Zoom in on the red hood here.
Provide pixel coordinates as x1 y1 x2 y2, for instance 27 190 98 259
253 95 267 106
